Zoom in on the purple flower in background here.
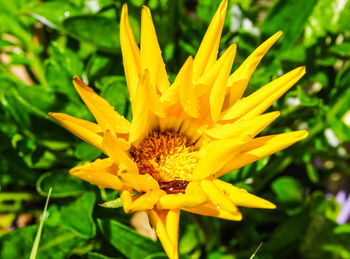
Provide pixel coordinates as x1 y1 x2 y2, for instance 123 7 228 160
336 190 350 224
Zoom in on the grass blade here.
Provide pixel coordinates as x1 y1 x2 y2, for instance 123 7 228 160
29 187 52 259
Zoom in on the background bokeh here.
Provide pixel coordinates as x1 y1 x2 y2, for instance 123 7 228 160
1 0 350 258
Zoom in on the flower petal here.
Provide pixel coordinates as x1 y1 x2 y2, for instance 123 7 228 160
70 158 124 190
192 135 250 181
128 190 166 212
48 112 104 151
228 31 283 104
140 6 170 94
120 4 141 99
200 179 238 213
147 209 180 259
103 130 138 174
222 66 305 121
182 202 242 221
193 0 228 81
210 44 236 123
216 130 309 177
129 71 151 143
213 179 276 209
206 111 280 139
179 56 201 118
118 172 160 192
73 77 130 134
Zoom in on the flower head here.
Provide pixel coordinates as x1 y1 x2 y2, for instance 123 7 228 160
49 0 308 258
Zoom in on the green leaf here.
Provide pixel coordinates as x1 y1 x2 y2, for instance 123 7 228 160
25 1 80 30
0 225 86 259
48 192 96 238
330 42 350 57
335 63 350 89
271 176 302 202
262 0 317 50
98 76 130 118
87 252 116 259
37 171 90 198
100 197 122 209
297 85 319 107
75 142 102 161
98 219 162 259
63 15 120 53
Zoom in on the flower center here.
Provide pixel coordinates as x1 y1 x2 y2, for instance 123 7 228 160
130 131 198 193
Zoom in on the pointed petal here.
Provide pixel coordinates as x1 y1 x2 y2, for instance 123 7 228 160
228 31 283 104
182 202 242 221
73 77 131 134
144 70 166 118
200 179 238 213
195 43 237 97
216 130 309 177
206 111 280 139
192 135 250 181
140 6 169 94
49 112 104 151
210 44 236 123
213 179 276 209
70 158 124 190
129 71 151 143
147 209 179 259
120 4 141 99
179 57 201 118
103 130 138 174
222 66 305 121
128 190 166 212
119 172 160 192
193 0 228 81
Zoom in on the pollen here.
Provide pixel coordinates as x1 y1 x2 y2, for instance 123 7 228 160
131 131 198 185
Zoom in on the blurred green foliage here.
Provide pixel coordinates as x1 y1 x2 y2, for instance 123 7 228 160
1 0 350 258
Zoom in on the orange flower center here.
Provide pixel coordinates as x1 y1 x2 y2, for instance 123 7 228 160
130 131 198 193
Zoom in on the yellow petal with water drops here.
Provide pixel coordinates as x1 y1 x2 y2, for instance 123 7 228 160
158 182 207 210
182 202 242 221
228 31 283 104
129 71 151 143
147 209 179 259
210 44 236 123
70 158 124 190
48 112 104 151
140 6 169 94
128 190 166 212
157 189 207 210
237 67 306 121
179 56 201 118
200 179 238 213
72 77 131 134
118 172 160 192
213 179 276 209
206 111 280 139
193 0 228 81
192 136 249 181
120 4 140 99
103 130 138 174
216 130 309 177
222 66 305 121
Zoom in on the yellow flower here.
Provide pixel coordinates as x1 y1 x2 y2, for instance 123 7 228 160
49 1 308 258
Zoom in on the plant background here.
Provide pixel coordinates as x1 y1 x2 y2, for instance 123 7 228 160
1 0 350 258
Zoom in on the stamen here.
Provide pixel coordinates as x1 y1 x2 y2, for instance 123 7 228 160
130 131 198 193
